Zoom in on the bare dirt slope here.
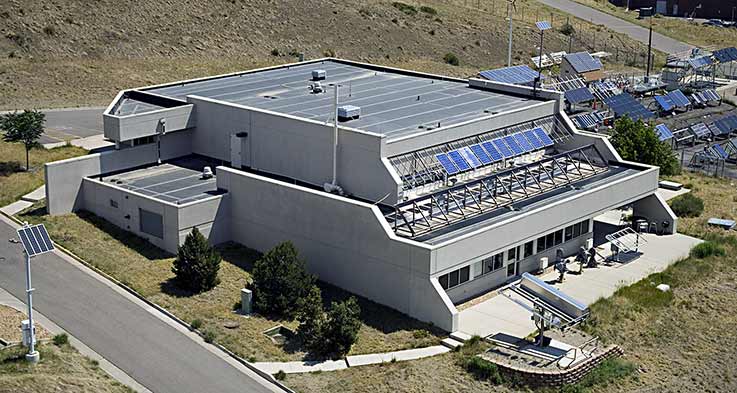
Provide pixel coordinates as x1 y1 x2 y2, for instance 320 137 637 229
1 0 647 109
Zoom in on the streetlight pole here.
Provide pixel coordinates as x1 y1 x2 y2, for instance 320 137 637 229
507 0 514 67
24 250 39 363
645 11 653 83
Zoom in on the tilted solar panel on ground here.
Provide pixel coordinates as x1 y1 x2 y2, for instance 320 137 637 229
667 90 691 107
688 56 712 69
564 52 602 73
532 127 555 146
726 115 737 131
503 135 525 155
691 122 711 137
564 87 595 104
436 153 459 174
654 95 675 111
604 93 655 121
469 144 493 165
691 93 704 105
713 144 729 159
707 123 722 137
714 118 732 135
522 130 545 149
713 48 731 63
481 141 504 162
448 150 471 171
459 146 483 168
512 133 535 152
704 89 720 101
654 124 673 141
728 47 737 61
492 138 515 158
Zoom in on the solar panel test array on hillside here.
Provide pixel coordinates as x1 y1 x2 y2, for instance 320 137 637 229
603 93 654 121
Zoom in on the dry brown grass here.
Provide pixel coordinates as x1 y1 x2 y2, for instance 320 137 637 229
19 206 443 362
0 306 51 343
0 140 86 207
0 343 132 393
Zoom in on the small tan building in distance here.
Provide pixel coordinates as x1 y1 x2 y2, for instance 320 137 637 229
560 52 604 83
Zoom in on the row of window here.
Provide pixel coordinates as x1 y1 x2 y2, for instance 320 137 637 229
438 219 591 291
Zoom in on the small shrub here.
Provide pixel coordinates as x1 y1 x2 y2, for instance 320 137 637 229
690 241 726 259
465 356 504 384
419 5 438 15
190 319 203 330
392 2 417 15
323 48 336 57
559 22 575 35
412 329 429 339
270 48 280 56
42 25 55 36
443 52 459 66
296 285 326 354
203 329 216 343
247 355 257 362
669 193 704 218
52 333 69 346
275 370 286 380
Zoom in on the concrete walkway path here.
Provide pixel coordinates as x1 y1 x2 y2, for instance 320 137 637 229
458 229 701 338
538 0 692 54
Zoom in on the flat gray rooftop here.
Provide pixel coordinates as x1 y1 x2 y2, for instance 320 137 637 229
98 157 221 204
143 60 539 139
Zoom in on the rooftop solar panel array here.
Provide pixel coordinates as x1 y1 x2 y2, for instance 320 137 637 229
479 65 543 85
564 52 602 73
571 113 597 129
564 87 595 104
654 124 673 141
690 122 711 138
713 47 737 63
603 93 655 121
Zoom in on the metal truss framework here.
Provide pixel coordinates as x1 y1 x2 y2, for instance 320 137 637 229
385 144 609 239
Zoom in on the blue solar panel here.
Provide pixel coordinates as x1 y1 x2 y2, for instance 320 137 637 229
654 95 675 111
532 127 554 147
522 130 544 149
458 146 482 168
503 135 524 155
536 21 552 31
512 133 534 152
435 153 459 175
654 124 673 141
688 56 712 69
713 47 735 63
691 122 711 137
479 65 542 85
713 144 729 159
667 90 691 107
492 138 514 158
469 144 492 165
714 119 732 135
17 224 54 257
564 52 602 73
481 141 504 162
564 87 595 104
447 150 471 171
603 93 655 121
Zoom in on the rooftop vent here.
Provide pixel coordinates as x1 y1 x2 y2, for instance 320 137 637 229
312 69 326 81
338 105 361 121
309 82 324 94
202 166 214 179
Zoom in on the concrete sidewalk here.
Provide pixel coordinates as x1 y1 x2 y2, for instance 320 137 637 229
458 230 701 338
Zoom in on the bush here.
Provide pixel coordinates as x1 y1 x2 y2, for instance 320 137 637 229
296 285 326 353
443 52 459 66
190 319 203 330
270 48 280 56
559 22 575 35
322 297 362 356
202 329 216 343
52 333 69 346
252 242 315 318
465 356 504 384
171 228 221 293
419 5 437 15
690 241 726 259
669 193 704 218
274 370 286 380
609 117 679 176
392 2 417 15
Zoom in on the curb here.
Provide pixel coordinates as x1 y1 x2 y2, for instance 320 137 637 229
1 209 295 393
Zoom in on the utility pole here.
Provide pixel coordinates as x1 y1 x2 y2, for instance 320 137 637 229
645 9 653 83
507 0 515 66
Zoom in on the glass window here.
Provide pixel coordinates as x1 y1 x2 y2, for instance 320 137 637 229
573 222 581 238
581 219 590 234
564 225 573 241
493 253 504 271
524 241 534 258
459 266 470 284
449 270 459 288
537 236 546 253
546 233 555 249
439 274 449 290
507 247 517 262
473 261 483 278
554 229 563 245
507 263 516 277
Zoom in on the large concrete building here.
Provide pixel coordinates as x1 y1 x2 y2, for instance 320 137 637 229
45 58 676 332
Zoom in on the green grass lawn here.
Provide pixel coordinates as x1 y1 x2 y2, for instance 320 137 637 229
19 205 443 363
0 140 86 207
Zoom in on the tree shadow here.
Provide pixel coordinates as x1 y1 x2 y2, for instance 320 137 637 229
0 161 22 176
159 277 198 298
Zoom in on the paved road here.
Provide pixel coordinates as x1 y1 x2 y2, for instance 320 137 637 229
40 107 105 144
0 216 278 393
538 0 693 54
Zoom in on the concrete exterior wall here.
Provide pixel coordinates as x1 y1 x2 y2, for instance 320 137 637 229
216 166 458 332
104 104 195 142
632 193 678 234
188 96 400 203
45 130 193 215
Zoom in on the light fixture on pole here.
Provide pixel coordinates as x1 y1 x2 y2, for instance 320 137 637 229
533 21 551 97
507 0 517 67
16 223 55 363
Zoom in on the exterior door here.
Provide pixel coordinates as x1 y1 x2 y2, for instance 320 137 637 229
230 134 242 168
656 0 666 15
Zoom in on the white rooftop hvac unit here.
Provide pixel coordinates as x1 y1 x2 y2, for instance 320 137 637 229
312 69 326 81
338 105 361 121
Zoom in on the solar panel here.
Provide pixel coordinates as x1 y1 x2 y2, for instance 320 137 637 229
492 138 515 158
532 127 554 147
603 93 655 121
691 93 705 105
654 124 673 141
564 87 595 104
713 144 729 159
435 153 459 175
707 122 722 137
447 150 471 171
479 65 542 85
502 135 525 155
654 95 675 111
458 146 483 168
713 47 734 63
573 113 596 128
704 89 720 101
564 52 602 73
667 90 690 107
535 21 552 31
690 122 711 137
512 132 535 152
469 144 492 165
522 130 545 149
481 141 504 162
687 56 712 69
714 119 732 135
17 224 54 258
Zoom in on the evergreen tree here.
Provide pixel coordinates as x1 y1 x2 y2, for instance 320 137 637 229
323 297 361 357
609 117 679 176
296 285 326 353
251 241 315 317
172 228 221 292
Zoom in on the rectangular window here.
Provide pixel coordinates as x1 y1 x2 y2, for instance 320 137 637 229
482 253 505 274
439 274 449 290
507 247 517 262
564 225 573 241
524 241 534 258
493 253 504 271
546 233 555 249
139 209 163 239
537 236 546 253
573 222 581 238
449 270 460 288
473 261 483 278
554 229 563 245
110 199 118 208
459 266 470 284
581 219 590 234
507 263 516 277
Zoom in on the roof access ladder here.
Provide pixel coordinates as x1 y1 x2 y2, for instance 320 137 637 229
605 227 646 253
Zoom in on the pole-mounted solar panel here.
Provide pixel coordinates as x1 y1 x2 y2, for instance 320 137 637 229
535 21 552 31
